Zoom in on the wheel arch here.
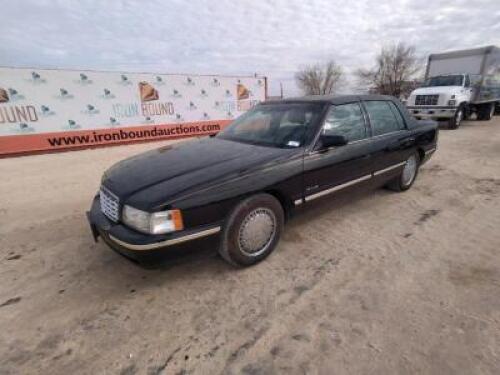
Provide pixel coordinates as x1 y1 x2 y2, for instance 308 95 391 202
263 189 293 222
416 147 425 162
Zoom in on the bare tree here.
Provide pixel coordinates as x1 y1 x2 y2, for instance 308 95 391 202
295 60 343 96
356 43 421 98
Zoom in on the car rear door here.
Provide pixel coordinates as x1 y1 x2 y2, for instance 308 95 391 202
301 101 373 202
361 99 416 180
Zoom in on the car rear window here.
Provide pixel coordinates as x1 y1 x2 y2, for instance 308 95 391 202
387 101 406 129
364 100 405 136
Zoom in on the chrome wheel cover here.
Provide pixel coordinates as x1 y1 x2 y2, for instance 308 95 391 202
455 109 462 125
238 208 276 257
402 155 417 186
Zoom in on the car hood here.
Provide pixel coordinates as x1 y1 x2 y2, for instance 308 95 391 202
102 137 298 210
411 86 462 96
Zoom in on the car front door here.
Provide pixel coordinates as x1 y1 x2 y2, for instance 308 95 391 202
361 99 416 181
301 101 373 203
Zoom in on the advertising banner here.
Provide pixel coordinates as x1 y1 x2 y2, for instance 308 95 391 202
0 67 266 155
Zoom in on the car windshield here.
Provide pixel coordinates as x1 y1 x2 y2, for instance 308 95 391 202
217 103 324 148
424 75 464 87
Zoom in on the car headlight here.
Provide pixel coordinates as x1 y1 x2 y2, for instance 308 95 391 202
448 99 456 106
122 205 184 234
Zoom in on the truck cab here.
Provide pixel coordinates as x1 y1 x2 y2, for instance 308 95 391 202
407 74 475 128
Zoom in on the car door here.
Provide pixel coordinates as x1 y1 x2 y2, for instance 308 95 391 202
361 99 415 180
302 101 373 202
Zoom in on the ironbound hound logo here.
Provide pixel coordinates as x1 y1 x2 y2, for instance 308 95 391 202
138 81 174 117
0 87 9 103
236 83 258 111
139 81 159 102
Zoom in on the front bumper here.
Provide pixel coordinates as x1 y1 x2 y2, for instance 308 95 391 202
407 106 457 119
87 195 221 262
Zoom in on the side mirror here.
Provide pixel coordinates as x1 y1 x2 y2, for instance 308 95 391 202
318 134 348 149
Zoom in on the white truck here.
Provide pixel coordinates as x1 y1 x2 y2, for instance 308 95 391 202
406 45 500 129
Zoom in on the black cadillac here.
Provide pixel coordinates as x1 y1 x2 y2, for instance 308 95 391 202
87 95 438 266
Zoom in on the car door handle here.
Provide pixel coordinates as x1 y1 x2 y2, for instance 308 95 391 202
402 137 415 146
385 137 413 151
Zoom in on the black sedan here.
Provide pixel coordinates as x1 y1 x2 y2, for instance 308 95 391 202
87 95 438 266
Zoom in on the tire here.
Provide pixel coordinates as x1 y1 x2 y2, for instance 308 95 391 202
218 193 284 267
448 105 464 129
463 104 472 120
477 103 495 121
386 153 420 192
495 103 500 116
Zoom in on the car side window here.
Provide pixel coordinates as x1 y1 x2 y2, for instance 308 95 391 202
387 102 406 130
323 103 366 142
364 100 404 136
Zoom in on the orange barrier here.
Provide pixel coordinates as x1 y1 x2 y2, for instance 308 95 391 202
0 120 231 156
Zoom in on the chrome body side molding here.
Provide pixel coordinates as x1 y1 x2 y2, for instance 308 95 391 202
295 161 407 205
304 174 372 202
109 226 221 251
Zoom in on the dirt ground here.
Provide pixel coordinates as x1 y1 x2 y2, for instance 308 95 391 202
1 117 500 375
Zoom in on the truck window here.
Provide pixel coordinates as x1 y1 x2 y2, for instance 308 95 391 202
424 75 464 87
363 101 404 136
464 75 471 87
323 103 367 142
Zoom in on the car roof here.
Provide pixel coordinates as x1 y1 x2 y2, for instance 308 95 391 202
262 94 397 105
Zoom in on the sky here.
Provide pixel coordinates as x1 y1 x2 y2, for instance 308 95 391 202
1 0 499 96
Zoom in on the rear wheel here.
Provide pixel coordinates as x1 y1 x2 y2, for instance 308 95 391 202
477 103 495 121
386 153 420 192
448 105 464 129
219 193 284 267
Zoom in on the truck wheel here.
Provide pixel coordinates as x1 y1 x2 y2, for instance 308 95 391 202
219 193 284 267
463 105 472 120
448 105 464 129
477 103 495 121
386 153 420 192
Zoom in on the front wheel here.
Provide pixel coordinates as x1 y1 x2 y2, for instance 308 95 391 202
218 193 284 267
448 105 464 129
386 153 420 192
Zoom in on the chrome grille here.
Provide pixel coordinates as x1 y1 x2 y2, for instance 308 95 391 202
100 186 120 222
415 94 439 106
